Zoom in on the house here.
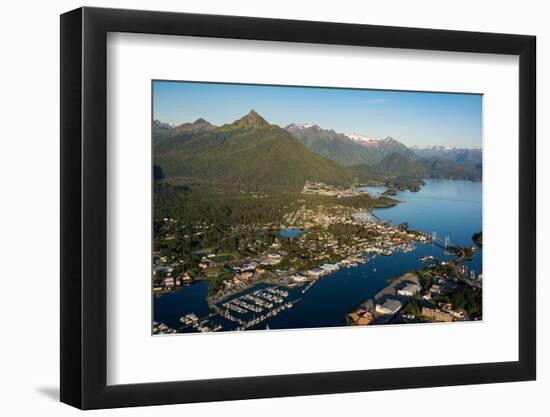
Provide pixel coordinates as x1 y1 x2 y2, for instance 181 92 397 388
375 299 403 315
398 283 421 297
348 308 374 326
235 271 254 281
153 265 174 276
163 277 175 288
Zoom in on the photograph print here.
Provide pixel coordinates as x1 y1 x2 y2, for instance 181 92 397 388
152 81 483 335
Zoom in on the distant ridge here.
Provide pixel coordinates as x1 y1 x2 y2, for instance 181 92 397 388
375 152 481 181
154 118 217 152
411 145 482 166
376 153 426 177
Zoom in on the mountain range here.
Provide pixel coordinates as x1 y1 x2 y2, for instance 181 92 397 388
411 145 482 166
153 111 482 191
285 123 480 180
285 123 419 165
154 118 216 151
285 123 379 165
154 111 352 191
343 133 418 162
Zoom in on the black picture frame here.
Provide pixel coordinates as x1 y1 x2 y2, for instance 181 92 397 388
60 6 536 410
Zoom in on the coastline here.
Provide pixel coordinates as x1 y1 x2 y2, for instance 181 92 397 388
153 179 482 333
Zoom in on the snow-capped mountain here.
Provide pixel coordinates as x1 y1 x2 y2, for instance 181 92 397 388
344 133 381 143
286 124 417 165
286 122 319 131
411 145 481 152
411 145 482 166
285 123 376 165
344 135 418 161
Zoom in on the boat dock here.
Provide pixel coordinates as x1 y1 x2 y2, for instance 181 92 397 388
180 284 304 332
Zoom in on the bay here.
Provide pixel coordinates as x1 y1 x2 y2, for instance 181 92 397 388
154 179 482 332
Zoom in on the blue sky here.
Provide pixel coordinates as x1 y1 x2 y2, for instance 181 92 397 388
153 81 482 148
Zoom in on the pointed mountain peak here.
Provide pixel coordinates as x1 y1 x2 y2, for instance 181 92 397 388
193 117 210 125
234 110 270 127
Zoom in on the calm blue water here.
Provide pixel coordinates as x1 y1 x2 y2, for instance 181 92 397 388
279 229 304 239
367 180 482 248
154 179 482 331
154 281 210 330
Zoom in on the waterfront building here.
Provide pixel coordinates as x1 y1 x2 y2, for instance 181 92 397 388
348 308 374 326
307 267 325 278
398 283 421 297
291 273 308 283
320 263 339 273
375 299 403 315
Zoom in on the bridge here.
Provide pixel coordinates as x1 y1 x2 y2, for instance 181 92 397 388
430 231 452 250
430 232 482 287
370 211 382 221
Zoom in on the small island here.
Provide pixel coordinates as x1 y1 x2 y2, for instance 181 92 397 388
347 242 482 326
472 231 482 248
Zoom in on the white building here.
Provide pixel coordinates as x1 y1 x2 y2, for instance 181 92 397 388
375 299 403 315
398 283 421 297
307 267 326 278
320 263 339 273
291 273 308 283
